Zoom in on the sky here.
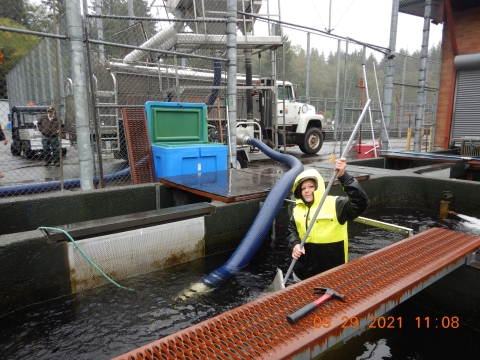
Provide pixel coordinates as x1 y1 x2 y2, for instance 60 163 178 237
253 0 443 58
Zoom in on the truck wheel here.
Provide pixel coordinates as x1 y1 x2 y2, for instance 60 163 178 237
11 142 21 156
301 127 323 154
25 149 36 159
237 157 248 169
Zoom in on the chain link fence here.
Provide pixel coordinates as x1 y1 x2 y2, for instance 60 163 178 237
277 27 440 143
0 0 441 197
0 0 242 196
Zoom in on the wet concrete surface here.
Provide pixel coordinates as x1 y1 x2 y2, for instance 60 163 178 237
0 130 129 188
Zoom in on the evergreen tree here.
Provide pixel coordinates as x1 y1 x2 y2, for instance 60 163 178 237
0 17 40 99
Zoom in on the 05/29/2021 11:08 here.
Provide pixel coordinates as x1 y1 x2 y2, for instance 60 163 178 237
312 316 460 329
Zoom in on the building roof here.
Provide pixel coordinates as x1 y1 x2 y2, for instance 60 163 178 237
399 0 479 18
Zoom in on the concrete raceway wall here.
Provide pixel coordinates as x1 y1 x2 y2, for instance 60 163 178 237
1 168 480 317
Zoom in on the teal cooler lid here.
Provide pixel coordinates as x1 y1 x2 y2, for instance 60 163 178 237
145 102 207 144
151 141 224 148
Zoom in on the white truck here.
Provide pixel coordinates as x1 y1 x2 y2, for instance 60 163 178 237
271 80 325 154
235 79 325 165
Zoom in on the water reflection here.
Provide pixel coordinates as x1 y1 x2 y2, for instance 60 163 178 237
356 339 391 360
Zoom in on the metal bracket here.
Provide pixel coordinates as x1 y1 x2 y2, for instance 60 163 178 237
466 250 480 269
443 191 454 199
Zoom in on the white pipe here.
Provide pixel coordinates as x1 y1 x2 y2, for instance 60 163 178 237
362 63 377 156
123 22 184 63
373 62 391 149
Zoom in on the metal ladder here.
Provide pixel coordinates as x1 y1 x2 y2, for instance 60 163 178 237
93 73 120 152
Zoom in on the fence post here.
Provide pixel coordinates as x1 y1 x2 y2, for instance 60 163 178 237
226 0 237 168
66 0 94 190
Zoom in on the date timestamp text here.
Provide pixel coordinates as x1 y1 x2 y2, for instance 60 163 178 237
312 316 460 329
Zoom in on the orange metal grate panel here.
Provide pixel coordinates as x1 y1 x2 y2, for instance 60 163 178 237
113 228 480 360
122 108 156 184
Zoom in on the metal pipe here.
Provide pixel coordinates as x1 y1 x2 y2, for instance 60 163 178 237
53 0 64 191
339 37 349 155
95 0 105 64
362 60 377 156
87 14 225 23
328 0 332 32
123 22 184 63
414 0 432 153
279 0 286 155
0 26 67 39
84 0 105 188
443 0 458 149
237 11 389 54
400 55 407 137
306 32 310 104
439 200 450 219
245 49 253 121
226 0 238 168
373 62 390 149
381 0 399 151
128 0 134 26
334 39 341 140
91 39 225 62
47 38 54 103
66 0 94 190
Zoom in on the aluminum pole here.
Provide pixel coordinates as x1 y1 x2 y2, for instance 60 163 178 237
400 54 407 137
381 0 399 150
128 0 134 26
414 0 432 152
66 0 94 190
334 39 341 140
95 0 105 64
340 38 349 155
306 32 310 104
226 0 237 168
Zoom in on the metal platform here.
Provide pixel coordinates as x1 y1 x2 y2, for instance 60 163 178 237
158 165 371 203
113 227 480 360
380 150 480 166
310 162 397 176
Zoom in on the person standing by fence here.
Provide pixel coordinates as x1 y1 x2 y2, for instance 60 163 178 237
37 106 63 166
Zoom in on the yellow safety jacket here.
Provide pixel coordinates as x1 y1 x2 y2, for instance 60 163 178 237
286 168 369 280
292 195 349 263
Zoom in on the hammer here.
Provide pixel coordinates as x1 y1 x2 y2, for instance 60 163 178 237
286 287 346 324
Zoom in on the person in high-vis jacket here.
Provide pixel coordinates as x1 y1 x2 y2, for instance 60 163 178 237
286 158 369 281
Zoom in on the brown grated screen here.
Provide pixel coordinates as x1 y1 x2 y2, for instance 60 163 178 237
113 227 480 360
122 108 156 184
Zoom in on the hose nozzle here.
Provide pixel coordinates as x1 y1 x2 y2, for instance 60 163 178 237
236 128 251 145
448 210 458 216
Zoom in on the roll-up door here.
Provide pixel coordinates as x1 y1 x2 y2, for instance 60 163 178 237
451 54 480 139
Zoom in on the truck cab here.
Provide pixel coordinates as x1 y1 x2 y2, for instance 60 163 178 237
260 80 326 154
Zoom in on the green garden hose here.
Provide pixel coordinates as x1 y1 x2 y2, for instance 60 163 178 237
38 226 134 291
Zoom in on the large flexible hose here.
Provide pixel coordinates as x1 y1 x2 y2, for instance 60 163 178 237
0 166 130 197
200 137 303 288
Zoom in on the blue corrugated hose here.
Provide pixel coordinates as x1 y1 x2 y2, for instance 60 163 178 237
200 138 303 287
